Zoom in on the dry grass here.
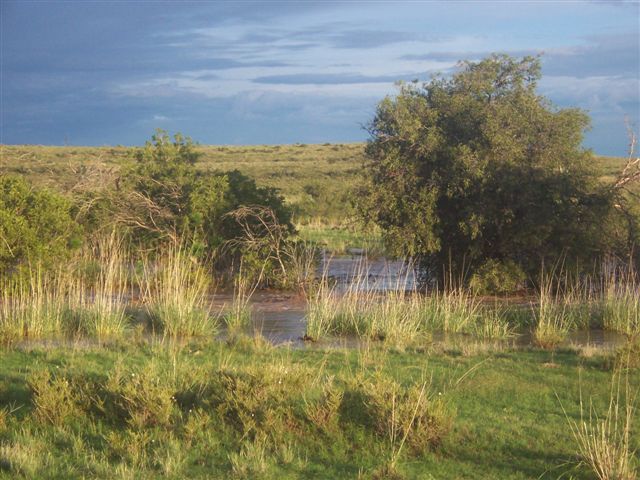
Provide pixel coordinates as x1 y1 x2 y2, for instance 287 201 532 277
140 243 216 339
561 366 638 480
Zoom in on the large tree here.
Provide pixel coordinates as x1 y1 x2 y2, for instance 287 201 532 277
359 54 632 283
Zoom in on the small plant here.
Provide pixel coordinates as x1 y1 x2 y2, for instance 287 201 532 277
101 361 178 430
0 434 48 477
228 435 271 478
210 361 307 438
27 369 79 426
613 336 640 370
360 374 452 456
304 376 343 431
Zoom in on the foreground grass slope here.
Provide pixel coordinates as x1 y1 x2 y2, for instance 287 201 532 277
0 341 637 479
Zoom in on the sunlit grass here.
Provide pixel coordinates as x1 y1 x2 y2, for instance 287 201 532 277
141 243 216 340
561 366 638 480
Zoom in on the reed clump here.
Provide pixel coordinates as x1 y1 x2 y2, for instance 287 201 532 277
304 269 505 346
471 305 517 340
0 269 67 344
533 273 575 349
65 235 130 339
602 268 640 337
561 367 638 480
223 272 255 334
421 288 482 334
304 277 428 345
141 243 216 340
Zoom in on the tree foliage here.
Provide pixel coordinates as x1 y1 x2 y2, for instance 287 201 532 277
0 175 81 275
359 54 633 283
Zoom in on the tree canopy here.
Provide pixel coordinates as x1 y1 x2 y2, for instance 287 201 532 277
359 54 633 284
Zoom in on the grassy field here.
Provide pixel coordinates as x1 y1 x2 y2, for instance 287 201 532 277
2 143 635 255
0 143 365 224
0 339 637 479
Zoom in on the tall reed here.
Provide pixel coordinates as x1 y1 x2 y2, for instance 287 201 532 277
533 272 575 349
602 267 639 336
65 234 130 339
141 243 216 339
224 271 255 333
561 367 637 480
471 305 516 340
304 277 339 341
305 258 489 345
421 288 482 334
304 259 426 343
0 267 67 343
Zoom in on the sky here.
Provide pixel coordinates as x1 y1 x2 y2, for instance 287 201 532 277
1 1 639 155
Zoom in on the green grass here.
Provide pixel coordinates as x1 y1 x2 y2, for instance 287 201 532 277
0 341 637 479
296 222 384 256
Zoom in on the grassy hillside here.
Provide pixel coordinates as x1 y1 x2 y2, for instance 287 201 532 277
0 143 635 254
0 143 366 224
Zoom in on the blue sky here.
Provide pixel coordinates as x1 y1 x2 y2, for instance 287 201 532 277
1 1 638 155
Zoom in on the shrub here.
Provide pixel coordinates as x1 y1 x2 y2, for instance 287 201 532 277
27 369 79 426
100 362 178 429
112 130 293 261
469 259 526 295
0 175 81 276
304 376 343 431
359 374 452 454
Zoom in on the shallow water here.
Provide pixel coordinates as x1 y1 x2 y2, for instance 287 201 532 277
317 253 418 292
215 255 629 350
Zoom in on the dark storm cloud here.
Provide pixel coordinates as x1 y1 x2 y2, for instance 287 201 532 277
543 34 639 79
1 0 638 155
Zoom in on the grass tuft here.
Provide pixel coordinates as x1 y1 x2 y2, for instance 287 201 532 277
141 243 216 339
561 366 638 480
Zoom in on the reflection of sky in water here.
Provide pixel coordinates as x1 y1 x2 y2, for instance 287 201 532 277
317 254 419 292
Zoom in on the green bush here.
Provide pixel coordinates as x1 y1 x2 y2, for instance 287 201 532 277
113 130 292 256
0 175 81 276
469 259 526 295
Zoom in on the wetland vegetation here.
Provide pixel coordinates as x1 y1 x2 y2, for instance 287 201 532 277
1 54 639 479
